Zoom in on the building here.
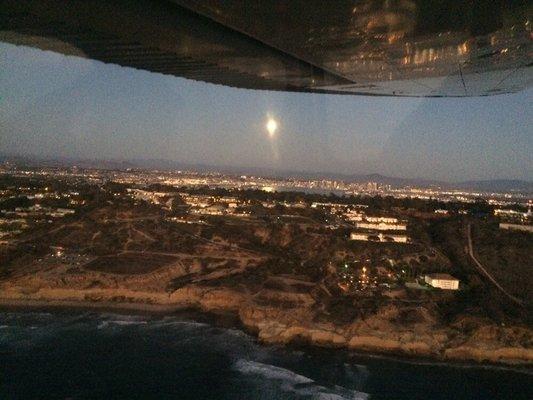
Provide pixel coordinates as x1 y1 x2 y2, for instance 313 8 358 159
365 216 398 224
356 222 407 231
191 204 225 215
343 211 364 222
424 273 459 290
494 209 529 222
350 232 409 243
499 223 533 233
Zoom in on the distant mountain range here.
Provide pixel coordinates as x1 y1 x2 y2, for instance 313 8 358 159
1 154 531 194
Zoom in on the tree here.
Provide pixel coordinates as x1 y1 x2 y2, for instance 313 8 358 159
0 196 32 210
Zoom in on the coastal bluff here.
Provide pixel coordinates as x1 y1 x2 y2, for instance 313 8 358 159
1 281 532 366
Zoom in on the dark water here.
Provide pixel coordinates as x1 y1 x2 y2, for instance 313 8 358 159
0 311 531 400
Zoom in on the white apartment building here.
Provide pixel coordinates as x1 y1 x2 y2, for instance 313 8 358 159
356 222 407 231
424 273 459 290
365 216 398 224
350 232 409 243
494 209 526 218
344 211 364 222
499 223 533 233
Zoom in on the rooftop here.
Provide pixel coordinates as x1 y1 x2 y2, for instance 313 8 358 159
425 273 458 281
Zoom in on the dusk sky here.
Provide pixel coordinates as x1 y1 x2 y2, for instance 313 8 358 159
2 42 532 182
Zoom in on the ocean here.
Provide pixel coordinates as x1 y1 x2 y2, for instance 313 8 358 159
0 311 531 399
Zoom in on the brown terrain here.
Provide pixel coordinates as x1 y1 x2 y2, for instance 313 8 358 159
1 204 531 366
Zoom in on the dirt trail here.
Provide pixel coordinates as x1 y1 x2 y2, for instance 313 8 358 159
466 223 523 306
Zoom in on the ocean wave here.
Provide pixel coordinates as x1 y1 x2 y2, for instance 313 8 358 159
93 313 150 329
235 359 314 384
351 351 533 376
145 319 209 330
97 317 213 335
111 320 147 326
99 313 147 321
97 320 147 329
0 312 53 323
220 327 253 339
234 359 369 399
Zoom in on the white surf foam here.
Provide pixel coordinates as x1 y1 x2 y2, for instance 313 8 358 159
235 359 314 384
234 359 369 399
146 319 209 330
96 320 147 329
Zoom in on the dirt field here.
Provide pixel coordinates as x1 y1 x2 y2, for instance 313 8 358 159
85 253 177 274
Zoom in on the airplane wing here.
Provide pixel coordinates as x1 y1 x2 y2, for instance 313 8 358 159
2 0 532 97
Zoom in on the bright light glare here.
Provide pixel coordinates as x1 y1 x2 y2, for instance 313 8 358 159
266 118 278 137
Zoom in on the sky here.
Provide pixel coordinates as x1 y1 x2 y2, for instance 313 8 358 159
1 42 532 182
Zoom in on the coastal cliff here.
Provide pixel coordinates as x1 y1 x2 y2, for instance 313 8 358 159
1 281 531 365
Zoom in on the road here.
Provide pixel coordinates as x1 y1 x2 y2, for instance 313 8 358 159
466 223 523 306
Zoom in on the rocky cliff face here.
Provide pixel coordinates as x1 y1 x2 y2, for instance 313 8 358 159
2 279 531 365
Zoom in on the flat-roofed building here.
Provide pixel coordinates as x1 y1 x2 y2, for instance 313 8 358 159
350 232 369 241
365 216 398 224
356 222 407 231
350 232 409 243
434 209 449 215
344 211 364 222
499 223 533 233
424 273 459 290
192 204 225 215
494 209 527 218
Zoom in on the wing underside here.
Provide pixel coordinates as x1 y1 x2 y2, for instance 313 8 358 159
2 0 532 97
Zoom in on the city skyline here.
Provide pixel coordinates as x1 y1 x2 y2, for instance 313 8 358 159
2 3 532 396
2 42 532 182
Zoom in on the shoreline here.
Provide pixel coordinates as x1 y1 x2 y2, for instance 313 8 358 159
2 297 532 372
0 298 243 330
0 297 184 314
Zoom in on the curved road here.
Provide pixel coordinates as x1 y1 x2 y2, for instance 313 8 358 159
466 223 524 306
